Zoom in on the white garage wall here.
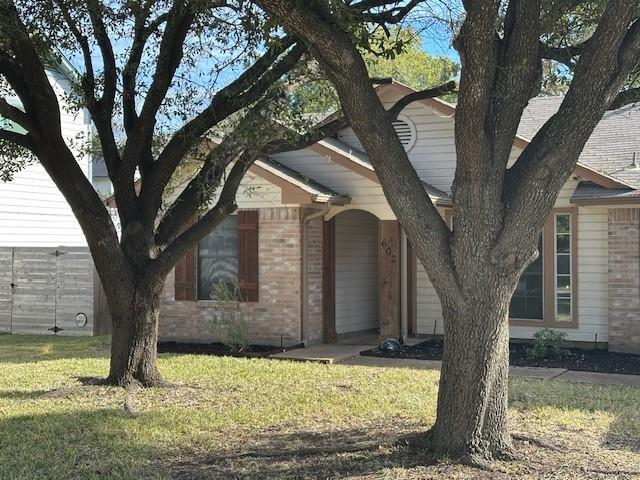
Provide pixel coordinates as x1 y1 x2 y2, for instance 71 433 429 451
335 210 379 334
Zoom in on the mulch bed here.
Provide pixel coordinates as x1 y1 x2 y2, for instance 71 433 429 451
361 340 640 376
158 341 297 358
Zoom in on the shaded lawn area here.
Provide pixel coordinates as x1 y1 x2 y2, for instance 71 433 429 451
0 335 639 479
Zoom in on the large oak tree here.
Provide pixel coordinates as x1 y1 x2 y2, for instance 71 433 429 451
0 0 358 386
254 0 640 465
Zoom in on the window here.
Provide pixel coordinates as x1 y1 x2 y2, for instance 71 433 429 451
555 213 572 322
509 208 578 327
509 236 543 320
197 215 238 300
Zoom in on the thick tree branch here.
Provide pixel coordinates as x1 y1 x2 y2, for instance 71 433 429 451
154 146 235 246
86 0 117 110
129 2 195 143
122 10 171 133
539 40 588 65
54 0 98 108
386 81 456 121
0 97 33 131
358 0 423 24
0 128 33 150
150 154 253 277
610 86 640 109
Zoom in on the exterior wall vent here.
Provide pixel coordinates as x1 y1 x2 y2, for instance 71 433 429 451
392 115 417 151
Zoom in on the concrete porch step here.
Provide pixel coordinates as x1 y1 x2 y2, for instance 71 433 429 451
270 344 372 364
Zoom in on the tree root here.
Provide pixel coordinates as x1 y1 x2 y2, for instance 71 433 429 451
511 432 563 452
76 376 110 386
189 441 384 464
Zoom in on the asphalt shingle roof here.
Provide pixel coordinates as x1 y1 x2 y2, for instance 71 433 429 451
517 96 640 188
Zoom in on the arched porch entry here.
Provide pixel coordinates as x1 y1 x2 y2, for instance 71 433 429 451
322 208 403 344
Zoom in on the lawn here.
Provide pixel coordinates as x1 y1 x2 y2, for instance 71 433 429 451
0 335 639 479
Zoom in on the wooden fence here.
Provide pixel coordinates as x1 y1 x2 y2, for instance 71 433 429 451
0 246 96 336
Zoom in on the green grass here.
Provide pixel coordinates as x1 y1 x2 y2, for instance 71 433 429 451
1 334 639 479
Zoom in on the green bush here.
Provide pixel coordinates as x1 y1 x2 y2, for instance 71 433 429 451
528 328 568 361
207 282 249 352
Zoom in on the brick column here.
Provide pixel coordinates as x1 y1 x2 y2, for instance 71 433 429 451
608 208 640 353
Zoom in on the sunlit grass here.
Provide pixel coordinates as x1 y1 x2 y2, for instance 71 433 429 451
1 335 638 479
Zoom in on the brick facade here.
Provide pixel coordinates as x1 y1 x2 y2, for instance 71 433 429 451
158 207 307 346
305 215 324 344
608 208 640 353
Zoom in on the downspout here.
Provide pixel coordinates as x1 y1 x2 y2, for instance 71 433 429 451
300 201 332 345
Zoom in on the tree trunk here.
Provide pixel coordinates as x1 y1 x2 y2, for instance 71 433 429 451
105 277 166 387
429 283 514 464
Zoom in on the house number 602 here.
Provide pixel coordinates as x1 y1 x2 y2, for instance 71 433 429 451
380 238 397 263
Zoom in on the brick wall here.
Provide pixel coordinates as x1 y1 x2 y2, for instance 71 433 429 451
608 208 640 353
158 207 304 346
305 215 324 344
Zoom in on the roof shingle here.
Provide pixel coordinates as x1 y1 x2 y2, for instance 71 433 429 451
517 97 640 188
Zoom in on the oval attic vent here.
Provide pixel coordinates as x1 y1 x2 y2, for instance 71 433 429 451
392 115 417 151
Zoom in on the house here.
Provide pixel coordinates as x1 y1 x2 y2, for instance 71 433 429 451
159 81 640 354
0 59 98 336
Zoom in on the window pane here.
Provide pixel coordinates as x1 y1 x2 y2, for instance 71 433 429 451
556 234 570 253
510 235 543 320
557 255 570 274
197 216 239 300
526 297 543 319
556 275 571 295
556 214 570 234
556 298 571 321
527 272 543 293
509 297 526 319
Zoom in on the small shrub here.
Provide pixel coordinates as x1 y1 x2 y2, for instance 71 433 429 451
207 282 249 352
528 328 568 361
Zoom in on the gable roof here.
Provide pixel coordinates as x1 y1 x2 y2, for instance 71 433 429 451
250 157 349 205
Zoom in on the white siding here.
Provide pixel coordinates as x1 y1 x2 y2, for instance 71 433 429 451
0 69 91 247
271 148 395 220
335 210 379 334
416 179 610 343
235 171 285 209
165 168 285 211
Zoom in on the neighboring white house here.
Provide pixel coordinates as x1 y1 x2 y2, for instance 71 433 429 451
0 60 95 336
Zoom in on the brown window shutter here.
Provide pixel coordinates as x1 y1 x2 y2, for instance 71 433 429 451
237 210 259 302
174 216 197 301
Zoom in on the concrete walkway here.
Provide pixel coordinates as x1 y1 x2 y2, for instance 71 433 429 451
341 355 640 387
271 344 640 387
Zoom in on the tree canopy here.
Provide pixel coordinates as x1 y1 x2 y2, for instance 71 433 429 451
293 27 458 112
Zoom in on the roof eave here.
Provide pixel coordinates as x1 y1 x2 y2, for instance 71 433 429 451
571 196 640 206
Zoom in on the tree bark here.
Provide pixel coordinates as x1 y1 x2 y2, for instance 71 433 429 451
430 283 514 463
105 276 166 387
